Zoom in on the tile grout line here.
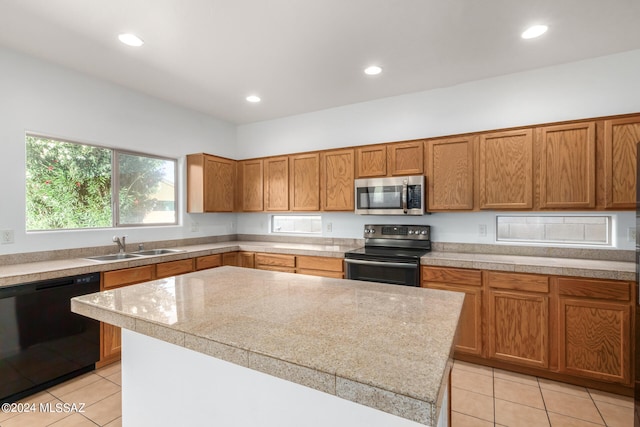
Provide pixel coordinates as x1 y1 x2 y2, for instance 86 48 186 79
537 376 552 427
587 388 610 427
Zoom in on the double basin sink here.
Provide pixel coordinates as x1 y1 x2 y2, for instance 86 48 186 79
87 248 185 262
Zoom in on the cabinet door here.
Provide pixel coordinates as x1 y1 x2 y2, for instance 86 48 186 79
239 252 255 268
222 252 239 266
204 156 235 212
388 141 424 176
196 254 222 270
296 255 344 278
603 116 640 209
255 253 295 272
264 156 289 211
557 277 632 385
538 122 596 208
356 145 387 177
422 267 483 356
321 149 354 211
486 272 549 368
238 159 264 212
289 153 320 211
101 323 122 365
479 129 533 209
426 136 476 210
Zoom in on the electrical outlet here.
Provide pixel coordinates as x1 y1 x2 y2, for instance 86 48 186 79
1 229 14 244
628 227 636 243
478 224 487 237
326 222 332 232
191 222 199 232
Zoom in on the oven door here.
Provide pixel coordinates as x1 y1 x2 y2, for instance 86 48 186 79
344 258 420 287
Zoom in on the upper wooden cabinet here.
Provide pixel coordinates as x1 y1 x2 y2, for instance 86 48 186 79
237 159 264 212
538 122 596 209
187 153 235 213
355 145 386 177
321 148 354 211
479 129 533 209
264 156 289 211
289 153 320 211
388 140 424 176
426 135 476 210
602 116 640 209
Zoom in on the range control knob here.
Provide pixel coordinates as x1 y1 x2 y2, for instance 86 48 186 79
421 230 428 235
369 229 375 234
408 230 414 235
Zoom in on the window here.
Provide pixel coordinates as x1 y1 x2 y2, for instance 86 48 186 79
271 215 322 234
496 215 611 246
25 134 177 231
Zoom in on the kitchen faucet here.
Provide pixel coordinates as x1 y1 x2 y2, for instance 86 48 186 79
113 235 127 254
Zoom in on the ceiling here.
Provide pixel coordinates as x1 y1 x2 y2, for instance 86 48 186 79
1 0 640 125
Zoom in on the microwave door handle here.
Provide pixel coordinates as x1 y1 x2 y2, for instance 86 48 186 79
402 179 408 213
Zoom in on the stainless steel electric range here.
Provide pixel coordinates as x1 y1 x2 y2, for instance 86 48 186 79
344 224 431 287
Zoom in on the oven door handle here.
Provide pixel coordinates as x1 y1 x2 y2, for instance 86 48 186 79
344 258 417 269
402 179 408 214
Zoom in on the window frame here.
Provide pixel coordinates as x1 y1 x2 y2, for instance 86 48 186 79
25 133 179 231
270 214 323 235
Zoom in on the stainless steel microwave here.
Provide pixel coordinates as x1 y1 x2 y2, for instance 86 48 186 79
354 175 426 215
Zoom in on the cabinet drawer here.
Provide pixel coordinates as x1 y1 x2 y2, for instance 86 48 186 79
255 253 296 268
297 269 344 279
421 266 481 286
103 265 155 289
156 259 194 279
255 265 296 273
557 278 631 302
196 254 222 271
296 256 343 272
487 271 549 293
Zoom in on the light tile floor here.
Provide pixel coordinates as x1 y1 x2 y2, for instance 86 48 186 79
452 360 634 427
0 362 122 427
0 360 634 426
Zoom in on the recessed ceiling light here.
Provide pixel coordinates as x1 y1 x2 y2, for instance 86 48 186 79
246 95 261 103
521 25 548 39
118 33 144 47
364 65 382 76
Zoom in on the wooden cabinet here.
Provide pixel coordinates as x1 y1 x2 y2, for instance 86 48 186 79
426 135 476 210
289 153 320 211
321 148 354 211
222 252 239 266
264 156 289 211
254 253 296 273
388 141 424 176
486 271 550 369
422 267 483 357
195 254 222 270
187 153 235 213
355 145 387 177
538 122 596 209
238 159 264 212
296 255 344 278
602 116 640 209
100 265 155 366
557 277 632 385
479 129 533 209
239 252 255 268
156 259 194 279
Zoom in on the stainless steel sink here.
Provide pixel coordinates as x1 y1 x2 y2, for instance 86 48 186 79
86 253 143 261
133 249 185 256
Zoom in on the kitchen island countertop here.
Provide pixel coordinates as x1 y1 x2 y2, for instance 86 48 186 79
71 266 464 425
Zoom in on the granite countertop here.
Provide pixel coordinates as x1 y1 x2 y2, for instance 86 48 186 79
71 266 464 425
0 241 357 288
421 251 636 281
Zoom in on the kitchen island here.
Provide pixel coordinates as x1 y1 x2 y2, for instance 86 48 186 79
71 266 464 427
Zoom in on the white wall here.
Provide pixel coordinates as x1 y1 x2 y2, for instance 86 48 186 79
0 47 237 255
236 50 640 250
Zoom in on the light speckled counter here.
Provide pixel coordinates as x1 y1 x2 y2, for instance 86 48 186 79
71 266 464 425
421 251 635 281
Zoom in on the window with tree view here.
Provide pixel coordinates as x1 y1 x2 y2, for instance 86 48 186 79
26 135 177 231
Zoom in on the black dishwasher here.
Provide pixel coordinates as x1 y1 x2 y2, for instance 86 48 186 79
0 273 100 403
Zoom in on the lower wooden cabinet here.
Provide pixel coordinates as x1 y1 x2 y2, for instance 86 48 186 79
486 271 550 369
421 266 483 356
100 265 155 366
196 254 222 270
296 255 344 278
557 277 632 385
421 266 634 392
255 253 296 273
